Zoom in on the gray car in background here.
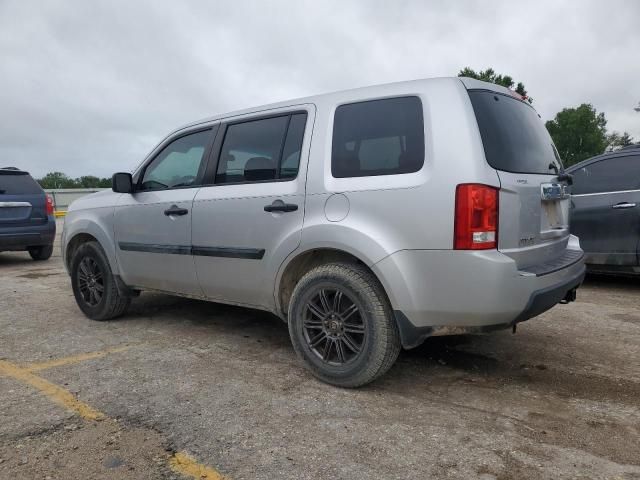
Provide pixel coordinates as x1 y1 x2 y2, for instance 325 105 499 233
61 77 584 387
567 145 640 275
0 167 56 260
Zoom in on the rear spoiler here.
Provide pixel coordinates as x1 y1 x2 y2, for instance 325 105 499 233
458 77 530 104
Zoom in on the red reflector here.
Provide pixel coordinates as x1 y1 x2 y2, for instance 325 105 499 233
454 184 498 250
46 195 54 215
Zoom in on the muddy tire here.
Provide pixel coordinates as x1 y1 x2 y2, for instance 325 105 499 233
288 262 401 388
28 245 53 261
71 241 130 321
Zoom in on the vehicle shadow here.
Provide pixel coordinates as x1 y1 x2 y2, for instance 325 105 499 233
582 271 640 289
0 252 38 267
102 284 639 404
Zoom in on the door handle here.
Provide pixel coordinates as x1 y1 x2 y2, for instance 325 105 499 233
264 200 298 213
164 205 189 216
611 202 637 209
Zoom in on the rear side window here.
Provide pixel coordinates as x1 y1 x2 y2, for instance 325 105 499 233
331 96 424 178
0 171 43 195
469 90 562 175
215 113 308 184
571 155 640 194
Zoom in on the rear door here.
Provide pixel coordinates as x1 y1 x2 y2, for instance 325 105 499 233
569 154 640 266
0 170 47 228
191 108 313 309
467 89 573 269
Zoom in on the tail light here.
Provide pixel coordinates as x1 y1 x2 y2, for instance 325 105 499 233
454 184 498 250
45 194 54 215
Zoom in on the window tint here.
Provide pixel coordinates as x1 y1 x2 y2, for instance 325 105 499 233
331 96 424 178
140 130 211 191
215 113 307 184
469 90 562 175
571 155 640 195
0 171 43 195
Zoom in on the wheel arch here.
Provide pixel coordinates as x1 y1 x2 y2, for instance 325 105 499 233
63 217 119 275
275 246 391 320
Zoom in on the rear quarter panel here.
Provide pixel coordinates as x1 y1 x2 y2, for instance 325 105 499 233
302 77 499 258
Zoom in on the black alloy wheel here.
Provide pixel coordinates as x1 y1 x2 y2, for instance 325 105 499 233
302 287 367 365
76 256 104 307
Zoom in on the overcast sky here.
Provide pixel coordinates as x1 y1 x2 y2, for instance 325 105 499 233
1 0 639 178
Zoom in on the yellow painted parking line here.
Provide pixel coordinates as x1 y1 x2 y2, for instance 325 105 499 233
1 347 227 478
25 344 134 372
170 451 227 480
0 359 105 421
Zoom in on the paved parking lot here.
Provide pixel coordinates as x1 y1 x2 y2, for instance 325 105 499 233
1 220 639 479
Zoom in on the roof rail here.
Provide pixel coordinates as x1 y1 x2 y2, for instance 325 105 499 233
0 167 28 175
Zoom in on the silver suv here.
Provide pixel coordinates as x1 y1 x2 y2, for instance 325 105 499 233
62 77 585 387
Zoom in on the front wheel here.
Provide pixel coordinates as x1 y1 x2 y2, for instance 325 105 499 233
288 262 401 388
28 245 53 261
70 241 130 321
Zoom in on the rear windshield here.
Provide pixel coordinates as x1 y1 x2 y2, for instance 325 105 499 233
0 171 43 195
468 90 562 175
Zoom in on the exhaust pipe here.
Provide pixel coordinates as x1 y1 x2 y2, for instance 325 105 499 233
559 288 577 304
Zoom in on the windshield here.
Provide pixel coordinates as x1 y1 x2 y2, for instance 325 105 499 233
469 90 562 175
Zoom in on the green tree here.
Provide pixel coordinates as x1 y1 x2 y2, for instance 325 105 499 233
77 175 103 188
605 131 635 151
99 177 112 188
545 104 608 166
458 67 532 103
37 171 79 189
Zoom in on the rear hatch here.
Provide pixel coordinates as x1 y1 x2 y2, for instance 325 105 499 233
467 89 572 270
0 169 48 227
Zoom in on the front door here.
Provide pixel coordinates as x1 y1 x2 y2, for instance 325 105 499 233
570 154 640 266
114 127 216 294
191 108 313 308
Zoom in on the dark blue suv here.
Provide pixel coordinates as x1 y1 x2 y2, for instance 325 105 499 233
0 167 56 260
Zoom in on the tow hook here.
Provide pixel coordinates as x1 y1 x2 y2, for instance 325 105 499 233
560 288 577 304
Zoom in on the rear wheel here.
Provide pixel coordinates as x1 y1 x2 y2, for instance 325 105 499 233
288 262 401 388
71 241 130 321
28 245 53 261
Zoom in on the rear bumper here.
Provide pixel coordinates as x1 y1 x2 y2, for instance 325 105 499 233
0 217 56 251
372 237 585 348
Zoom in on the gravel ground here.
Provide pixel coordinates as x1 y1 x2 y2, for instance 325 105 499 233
0 220 639 479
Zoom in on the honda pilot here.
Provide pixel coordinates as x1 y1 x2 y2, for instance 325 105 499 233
62 77 585 387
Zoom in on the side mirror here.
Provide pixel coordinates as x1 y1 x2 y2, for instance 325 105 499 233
112 172 133 193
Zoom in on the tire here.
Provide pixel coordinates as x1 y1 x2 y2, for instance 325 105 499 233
288 262 401 388
28 245 53 261
70 241 130 321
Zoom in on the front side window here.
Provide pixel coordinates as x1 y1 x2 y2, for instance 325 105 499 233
215 113 308 184
571 155 640 195
331 96 424 178
140 130 211 191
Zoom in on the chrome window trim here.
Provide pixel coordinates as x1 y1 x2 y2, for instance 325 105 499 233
572 189 640 197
